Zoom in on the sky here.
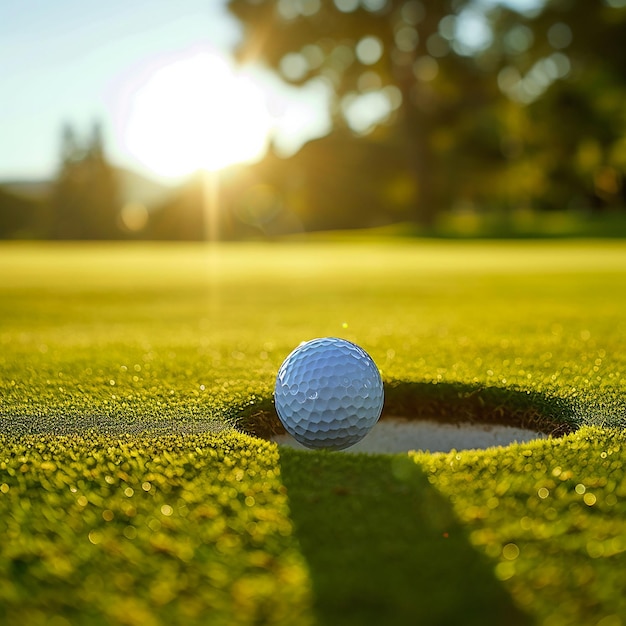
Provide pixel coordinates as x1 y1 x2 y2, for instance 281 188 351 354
0 0 331 183
0 0 543 183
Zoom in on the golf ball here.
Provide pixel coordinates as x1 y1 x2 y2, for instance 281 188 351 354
274 337 384 450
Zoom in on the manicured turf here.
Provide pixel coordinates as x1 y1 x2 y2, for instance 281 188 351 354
1 240 626 625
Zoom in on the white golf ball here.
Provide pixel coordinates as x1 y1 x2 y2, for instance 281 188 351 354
274 337 384 450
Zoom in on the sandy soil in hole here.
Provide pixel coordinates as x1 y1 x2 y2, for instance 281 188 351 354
271 417 548 453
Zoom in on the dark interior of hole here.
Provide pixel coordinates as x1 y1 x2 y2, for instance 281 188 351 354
237 381 578 441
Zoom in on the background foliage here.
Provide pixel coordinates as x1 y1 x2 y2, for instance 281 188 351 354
1 0 626 239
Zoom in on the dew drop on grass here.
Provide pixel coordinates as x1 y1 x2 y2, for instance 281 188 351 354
502 543 520 560
583 493 597 506
495 561 516 581
88 530 103 545
123 526 137 540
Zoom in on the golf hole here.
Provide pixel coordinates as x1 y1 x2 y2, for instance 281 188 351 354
244 382 575 454
271 417 550 454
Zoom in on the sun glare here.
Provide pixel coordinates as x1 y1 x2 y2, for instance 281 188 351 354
124 52 273 178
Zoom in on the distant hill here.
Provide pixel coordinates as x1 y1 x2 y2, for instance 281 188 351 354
2 179 51 200
2 166 172 209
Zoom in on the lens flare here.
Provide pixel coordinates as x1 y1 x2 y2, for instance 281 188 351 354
123 51 273 178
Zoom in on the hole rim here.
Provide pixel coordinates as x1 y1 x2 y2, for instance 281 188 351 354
238 380 578 443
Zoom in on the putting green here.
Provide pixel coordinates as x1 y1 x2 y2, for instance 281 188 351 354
1 240 626 625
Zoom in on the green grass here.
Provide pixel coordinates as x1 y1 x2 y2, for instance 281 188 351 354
1 240 626 625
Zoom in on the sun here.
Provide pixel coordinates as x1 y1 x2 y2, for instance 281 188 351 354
123 51 273 178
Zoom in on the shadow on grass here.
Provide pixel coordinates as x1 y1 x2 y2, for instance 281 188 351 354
279 448 531 626
241 380 577 441
382 381 576 435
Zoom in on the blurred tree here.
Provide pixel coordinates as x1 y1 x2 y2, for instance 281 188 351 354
488 0 626 212
0 186 42 239
148 173 209 241
228 0 498 226
244 130 418 231
49 122 122 239
148 171 261 241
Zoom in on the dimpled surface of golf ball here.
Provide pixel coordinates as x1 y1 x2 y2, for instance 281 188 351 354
274 337 384 450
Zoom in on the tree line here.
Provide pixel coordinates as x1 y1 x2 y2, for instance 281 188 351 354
229 0 626 226
1 0 625 240
0 124 123 241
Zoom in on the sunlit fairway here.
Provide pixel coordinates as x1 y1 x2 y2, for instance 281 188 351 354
2 239 626 625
